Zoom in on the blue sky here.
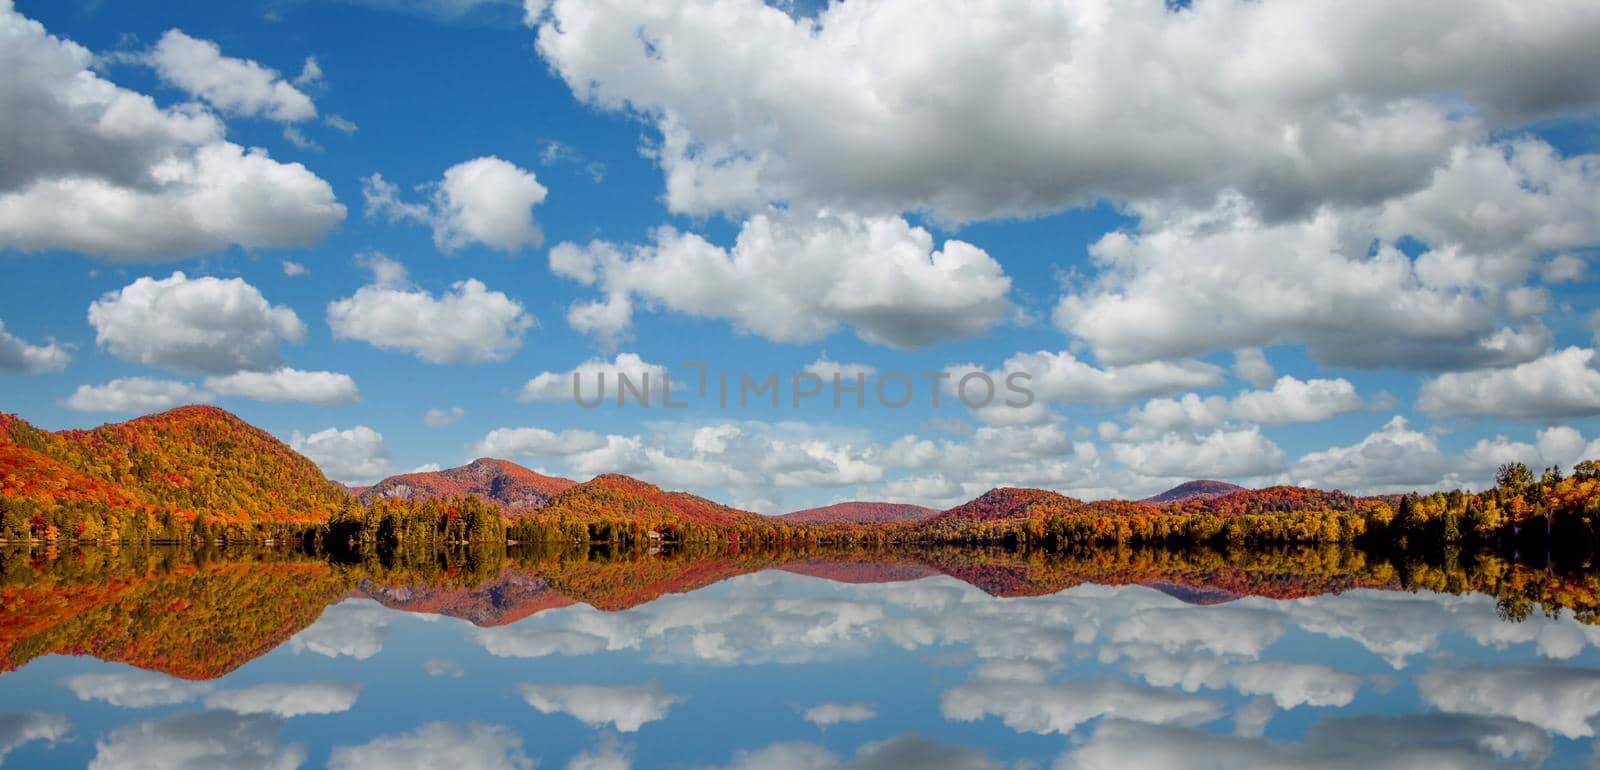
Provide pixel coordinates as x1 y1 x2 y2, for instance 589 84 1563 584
2 0 1599 512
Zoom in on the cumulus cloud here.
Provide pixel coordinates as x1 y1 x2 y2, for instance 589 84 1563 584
1109 427 1286 481
203 368 360 405
424 407 465 428
1056 714 1551 770
1289 417 1453 494
0 712 68 766
0 319 69 373
519 353 671 402
88 711 304 770
518 682 683 732
702 736 998 770
61 671 212 708
550 211 1011 349
530 0 1600 221
423 658 464 678
803 356 876 383
364 156 547 252
1104 376 1363 442
471 427 607 459
290 426 391 485
288 600 394 660
1417 347 1600 419
145 30 316 122
1232 349 1275 388
1417 666 1600 739
941 679 1224 736
204 682 362 718
800 703 876 729
1055 141 1599 371
0 4 342 259
949 351 1224 409
327 255 535 365
89 273 306 374
64 377 210 413
329 722 535 770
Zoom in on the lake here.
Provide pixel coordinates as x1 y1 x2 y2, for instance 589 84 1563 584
0 545 1597 768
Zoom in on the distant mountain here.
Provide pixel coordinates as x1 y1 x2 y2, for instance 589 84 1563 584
0 405 344 525
780 501 939 524
1142 480 1246 504
929 487 1083 523
357 458 575 514
539 473 773 529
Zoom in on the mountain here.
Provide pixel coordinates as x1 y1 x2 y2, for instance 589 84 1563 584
1142 480 1246 504
538 473 773 529
929 487 1083 523
0 405 345 529
357 458 575 514
780 501 939 525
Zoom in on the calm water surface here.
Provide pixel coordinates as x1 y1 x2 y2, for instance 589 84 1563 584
1 547 1597 768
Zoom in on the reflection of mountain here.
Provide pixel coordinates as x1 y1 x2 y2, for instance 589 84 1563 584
353 567 575 626
354 459 575 514
3 543 1596 681
0 553 351 679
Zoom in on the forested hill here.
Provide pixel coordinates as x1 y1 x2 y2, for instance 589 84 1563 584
1 405 344 539
356 458 575 513
780 501 939 524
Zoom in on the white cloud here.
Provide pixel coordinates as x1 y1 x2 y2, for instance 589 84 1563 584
290 426 391 485
1057 715 1551 770
1417 666 1600 739
64 377 210 413
0 712 68 766
423 658 464 678
1106 376 1363 441
364 156 547 252
1417 346 1600 419
424 406 465 428
281 260 307 277
1055 141 1599 371
941 679 1224 736
0 3 343 260
520 353 672 402
1110 428 1285 481
146 30 316 122
1232 349 1275 388
204 368 360 405
62 671 213 708
205 682 361 718
550 210 1011 349
518 682 683 732
1541 253 1586 283
327 256 534 364
701 736 998 770
1125 656 1363 710
800 703 876 729
288 599 393 660
1290 417 1451 494
471 427 606 459
803 356 876 382
293 56 323 89
328 722 534 770
89 711 305 770
0 319 69 373
325 115 358 134
531 0 1600 221
89 272 306 374
951 351 1224 408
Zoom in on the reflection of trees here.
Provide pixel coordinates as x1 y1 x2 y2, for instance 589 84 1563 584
2 540 1598 681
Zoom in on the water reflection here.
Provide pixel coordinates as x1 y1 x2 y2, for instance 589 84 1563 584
0 544 1596 768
